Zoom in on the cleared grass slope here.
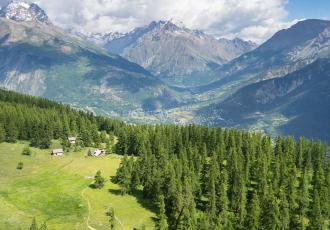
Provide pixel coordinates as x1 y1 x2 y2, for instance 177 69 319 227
0 141 156 230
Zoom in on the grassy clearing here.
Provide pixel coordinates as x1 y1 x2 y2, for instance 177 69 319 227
0 141 156 230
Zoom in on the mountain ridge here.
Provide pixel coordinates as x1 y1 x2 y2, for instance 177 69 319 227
199 58 330 142
90 20 257 86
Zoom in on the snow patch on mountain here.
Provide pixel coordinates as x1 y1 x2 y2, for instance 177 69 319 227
0 0 51 24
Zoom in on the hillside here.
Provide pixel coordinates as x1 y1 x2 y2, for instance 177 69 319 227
194 19 330 99
0 89 156 229
0 89 329 229
199 58 330 143
0 142 156 229
0 2 188 120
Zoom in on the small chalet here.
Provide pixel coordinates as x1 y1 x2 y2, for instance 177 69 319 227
68 137 77 145
52 149 64 156
92 149 105 157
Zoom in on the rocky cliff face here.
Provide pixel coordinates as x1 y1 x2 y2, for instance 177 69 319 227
0 0 51 24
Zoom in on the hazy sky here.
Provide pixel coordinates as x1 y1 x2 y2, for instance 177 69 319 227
1 0 329 43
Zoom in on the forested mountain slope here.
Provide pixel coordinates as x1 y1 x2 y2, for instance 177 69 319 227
0 88 123 148
199 58 330 143
0 4 185 119
0 88 329 229
114 123 330 229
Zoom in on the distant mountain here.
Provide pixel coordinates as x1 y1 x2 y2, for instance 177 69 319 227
0 0 51 24
0 3 184 121
199 19 330 94
97 20 257 86
200 58 330 142
79 31 125 46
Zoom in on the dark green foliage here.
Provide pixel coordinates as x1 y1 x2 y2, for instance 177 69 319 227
0 89 124 149
1 89 329 229
114 125 330 230
22 147 32 156
16 162 24 170
112 155 133 195
158 195 168 230
0 123 5 143
91 170 105 189
106 207 116 230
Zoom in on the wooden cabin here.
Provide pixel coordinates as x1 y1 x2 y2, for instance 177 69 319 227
52 149 64 156
68 137 77 145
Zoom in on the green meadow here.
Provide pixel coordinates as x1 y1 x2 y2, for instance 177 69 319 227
0 141 156 230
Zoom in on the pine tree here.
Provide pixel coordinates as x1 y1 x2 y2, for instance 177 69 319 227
106 207 116 230
278 189 290 230
296 169 310 229
245 193 260 230
5 120 18 143
217 167 232 229
0 123 5 143
158 195 168 230
115 155 132 195
91 170 105 189
261 193 280 230
207 159 218 225
310 190 324 230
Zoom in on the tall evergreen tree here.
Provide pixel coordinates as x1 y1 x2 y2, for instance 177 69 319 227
0 123 5 143
245 193 260 230
158 195 169 230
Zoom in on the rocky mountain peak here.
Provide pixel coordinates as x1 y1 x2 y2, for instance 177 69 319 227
257 19 330 53
0 0 51 24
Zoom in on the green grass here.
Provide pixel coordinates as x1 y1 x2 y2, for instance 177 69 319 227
0 141 156 230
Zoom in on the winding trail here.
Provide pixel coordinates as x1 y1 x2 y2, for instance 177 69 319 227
81 188 97 230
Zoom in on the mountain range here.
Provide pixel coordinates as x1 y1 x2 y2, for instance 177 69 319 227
0 1 185 119
0 0 329 143
93 20 257 86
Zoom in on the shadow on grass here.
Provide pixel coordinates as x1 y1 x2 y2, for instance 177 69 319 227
108 188 158 217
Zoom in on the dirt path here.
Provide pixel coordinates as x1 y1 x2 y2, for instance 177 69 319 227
108 202 124 229
115 216 123 228
81 189 97 230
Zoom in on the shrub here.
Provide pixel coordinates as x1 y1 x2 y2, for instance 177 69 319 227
17 162 24 170
22 147 32 156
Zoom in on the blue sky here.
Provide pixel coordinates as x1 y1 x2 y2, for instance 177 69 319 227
286 0 330 20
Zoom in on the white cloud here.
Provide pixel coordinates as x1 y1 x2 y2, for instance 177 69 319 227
3 0 298 43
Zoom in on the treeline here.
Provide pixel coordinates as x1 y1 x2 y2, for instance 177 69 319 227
0 89 123 148
114 125 330 229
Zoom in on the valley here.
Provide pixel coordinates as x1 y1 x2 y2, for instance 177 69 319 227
0 81 329 229
0 2 329 142
0 1 330 230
